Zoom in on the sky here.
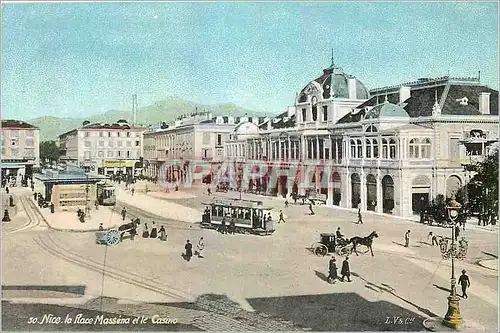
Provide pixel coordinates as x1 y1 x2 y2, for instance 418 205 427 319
1 1 498 120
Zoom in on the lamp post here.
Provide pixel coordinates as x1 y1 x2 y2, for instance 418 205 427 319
442 198 462 329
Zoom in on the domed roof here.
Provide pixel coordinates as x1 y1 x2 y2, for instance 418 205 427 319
298 62 370 102
365 101 409 119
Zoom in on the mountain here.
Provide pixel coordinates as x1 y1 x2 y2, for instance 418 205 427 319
27 97 268 141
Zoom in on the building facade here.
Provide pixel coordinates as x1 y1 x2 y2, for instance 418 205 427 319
1 120 40 179
58 120 145 176
143 112 265 185
224 62 498 218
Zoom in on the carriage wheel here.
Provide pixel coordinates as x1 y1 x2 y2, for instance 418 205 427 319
314 244 328 257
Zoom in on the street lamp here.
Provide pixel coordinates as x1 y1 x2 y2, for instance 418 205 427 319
442 198 462 329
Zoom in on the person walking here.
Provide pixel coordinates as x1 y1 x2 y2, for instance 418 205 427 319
131 187 135 196
340 257 351 282
196 237 205 258
458 269 471 298
404 230 411 247
431 233 439 246
285 199 289 208
309 202 315 215
121 207 127 221
357 207 363 224
95 201 99 210
278 210 286 223
207 187 211 196
158 225 167 241
328 256 338 284
184 240 193 262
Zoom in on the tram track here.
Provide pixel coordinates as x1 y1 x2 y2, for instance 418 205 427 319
4 195 43 236
33 233 192 302
113 201 203 232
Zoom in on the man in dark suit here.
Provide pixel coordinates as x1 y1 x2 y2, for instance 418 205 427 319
341 257 351 282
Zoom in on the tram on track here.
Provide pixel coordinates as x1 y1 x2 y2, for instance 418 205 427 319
96 181 116 206
201 198 274 235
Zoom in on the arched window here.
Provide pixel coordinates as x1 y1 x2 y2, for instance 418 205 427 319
366 125 378 132
421 138 431 158
350 139 357 158
366 139 372 158
409 138 419 158
389 139 396 159
373 139 379 158
357 139 363 158
382 138 388 159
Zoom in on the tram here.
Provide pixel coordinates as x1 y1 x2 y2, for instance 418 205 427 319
96 181 116 206
201 198 274 235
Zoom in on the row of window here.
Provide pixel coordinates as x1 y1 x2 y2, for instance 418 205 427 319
83 131 137 138
2 138 35 147
83 150 139 159
300 106 329 123
2 130 36 138
84 140 141 148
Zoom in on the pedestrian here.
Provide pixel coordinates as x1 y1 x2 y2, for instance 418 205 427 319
5 187 9 195
207 187 211 196
420 209 425 224
150 221 158 238
158 225 167 241
455 224 460 241
131 187 135 196
285 199 289 208
229 219 236 234
95 201 99 210
121 207 127 221
404 230 411 247
458 269 471 298
340 256 351 282
431 233 439 246
357 207 363 224
142 223 149 238
278 210 286 223
184 240 193 261
328 256 338 284
309 202 315 215
196 237 205 258
98 223 104 231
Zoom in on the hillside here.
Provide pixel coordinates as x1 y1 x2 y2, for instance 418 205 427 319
28 97 267 141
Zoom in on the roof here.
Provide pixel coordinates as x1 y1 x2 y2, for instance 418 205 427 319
1 120 38 129
35 170 109 182
258 111 296 130
365 102 409 119
202 198 272 209
82 123 145 130
342 80 498 124
298 63 370 102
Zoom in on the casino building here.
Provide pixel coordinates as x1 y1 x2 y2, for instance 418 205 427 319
224 60 499 218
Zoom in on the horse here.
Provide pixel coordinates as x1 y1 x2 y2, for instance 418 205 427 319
118 218 140 240
349 231 379 257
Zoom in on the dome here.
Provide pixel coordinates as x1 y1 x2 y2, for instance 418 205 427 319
365 101 409 119
298 62 370 102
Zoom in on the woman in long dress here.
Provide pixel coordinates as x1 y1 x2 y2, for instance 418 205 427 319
142 223 149 238
150 222 158 238
158 226 167 241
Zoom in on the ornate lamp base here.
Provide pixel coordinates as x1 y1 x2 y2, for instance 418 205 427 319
442 295 462 329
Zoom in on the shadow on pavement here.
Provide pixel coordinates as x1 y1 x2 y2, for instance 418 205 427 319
392 241 406 247
314 270 329 283
433 284 452 294
481 251 498 259
247 293 426 331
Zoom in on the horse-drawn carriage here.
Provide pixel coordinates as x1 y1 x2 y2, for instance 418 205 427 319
95 218 140 245
311 233 352 256
311 231 379 257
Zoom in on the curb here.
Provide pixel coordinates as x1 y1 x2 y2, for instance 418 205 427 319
477 259 498 271
423 317 485 332
28 197 118 233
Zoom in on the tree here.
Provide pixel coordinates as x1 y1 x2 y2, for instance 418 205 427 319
39 141 60 165
468 148 498 225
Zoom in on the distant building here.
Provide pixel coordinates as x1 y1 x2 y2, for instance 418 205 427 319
1 119 40 179
143 112 266 184
58 120 146 176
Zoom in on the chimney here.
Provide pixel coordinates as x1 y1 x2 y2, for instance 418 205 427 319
479 92 491 114
348 78 357 99
399 86 411 104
